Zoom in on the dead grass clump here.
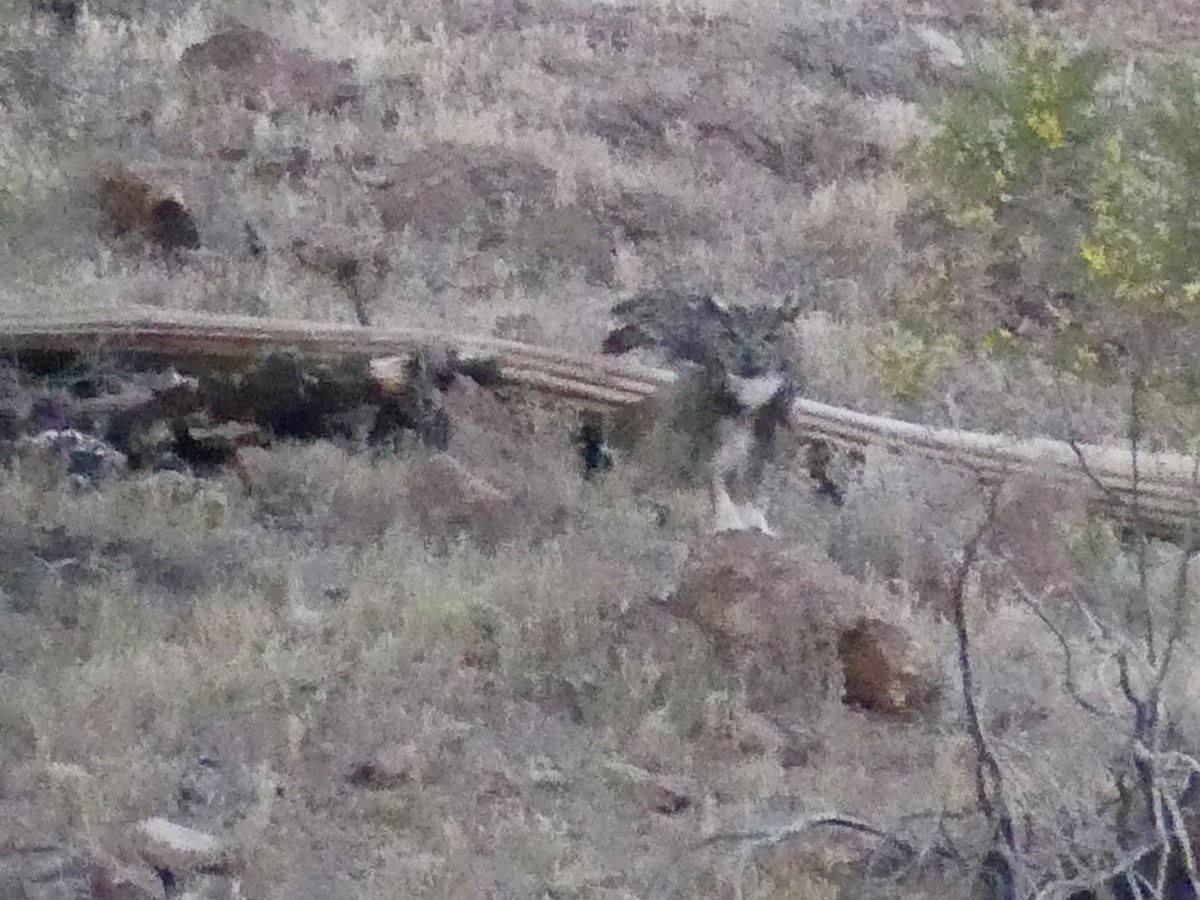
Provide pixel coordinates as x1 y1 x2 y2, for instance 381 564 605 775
179 23 359 114
984 471 1092 599
829 454 987 617
372 143 557 241
236 442 403 545
402 451 515 554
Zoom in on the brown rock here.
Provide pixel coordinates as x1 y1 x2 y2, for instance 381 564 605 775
180 26 279 75
672 534 847 659
97 169 154 239
96 168 200 253
668 534 858 711
838 618 940 719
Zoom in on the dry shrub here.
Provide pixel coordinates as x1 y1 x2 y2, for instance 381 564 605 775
179 24 359 114
403 451 515 554
753 837 868 900
236 442 403 545
372 143 557 240
829 453 987 618
590 601 726 738
984 471 1092 599
401 382 581 555
961 598 1127 821
790 174 908 266
793 313 888 411
0 465 274 645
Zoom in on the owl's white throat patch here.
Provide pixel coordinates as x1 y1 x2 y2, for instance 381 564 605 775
728 373 786 410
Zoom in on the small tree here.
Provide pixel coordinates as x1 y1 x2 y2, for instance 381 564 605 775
904 15 1200 899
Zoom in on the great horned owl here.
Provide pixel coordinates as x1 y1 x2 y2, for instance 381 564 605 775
602 291 803 534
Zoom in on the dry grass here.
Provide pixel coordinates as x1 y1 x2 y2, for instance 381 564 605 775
4 0 1200 897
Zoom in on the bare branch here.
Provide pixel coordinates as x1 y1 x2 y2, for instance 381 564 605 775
1068 437 1123 507
1161 751 1200 780
1127 370 1155 667
992 548 1110 718
1163 790 1200 898
1036 757 1200 900
1153 775 1171 897
1152 537 1200 694
698 813 915 853
949 483 1018 858
694 810 950 895
1035 833 1173 900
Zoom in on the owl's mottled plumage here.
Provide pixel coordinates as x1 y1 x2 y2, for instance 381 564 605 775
604 292 803 381
602 291 805 533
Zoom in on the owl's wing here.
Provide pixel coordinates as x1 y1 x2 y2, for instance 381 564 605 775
603 293 734 369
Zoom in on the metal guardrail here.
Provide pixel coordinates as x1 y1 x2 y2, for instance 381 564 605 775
0 307 1196 535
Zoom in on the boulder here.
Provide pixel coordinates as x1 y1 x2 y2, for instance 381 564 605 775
131 817 239 875
668 534 853 710
95 168 200 253
837 617 940 719
20 428 128 486
912 25 965 74
670 533 943 718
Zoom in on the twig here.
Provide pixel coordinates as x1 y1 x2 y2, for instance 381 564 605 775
1068 437 1123 508
1163 789 1200 898
950 483 1017 856
1151 537 1200 695
694 812 935 900
1128 369 1154 667
698 813 914 854
991 548 1110 718
1035 828 1178 899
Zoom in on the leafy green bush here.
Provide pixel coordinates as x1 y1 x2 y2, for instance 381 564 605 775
905 17 1200 439
871 325 960 405
910 23 1106 224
